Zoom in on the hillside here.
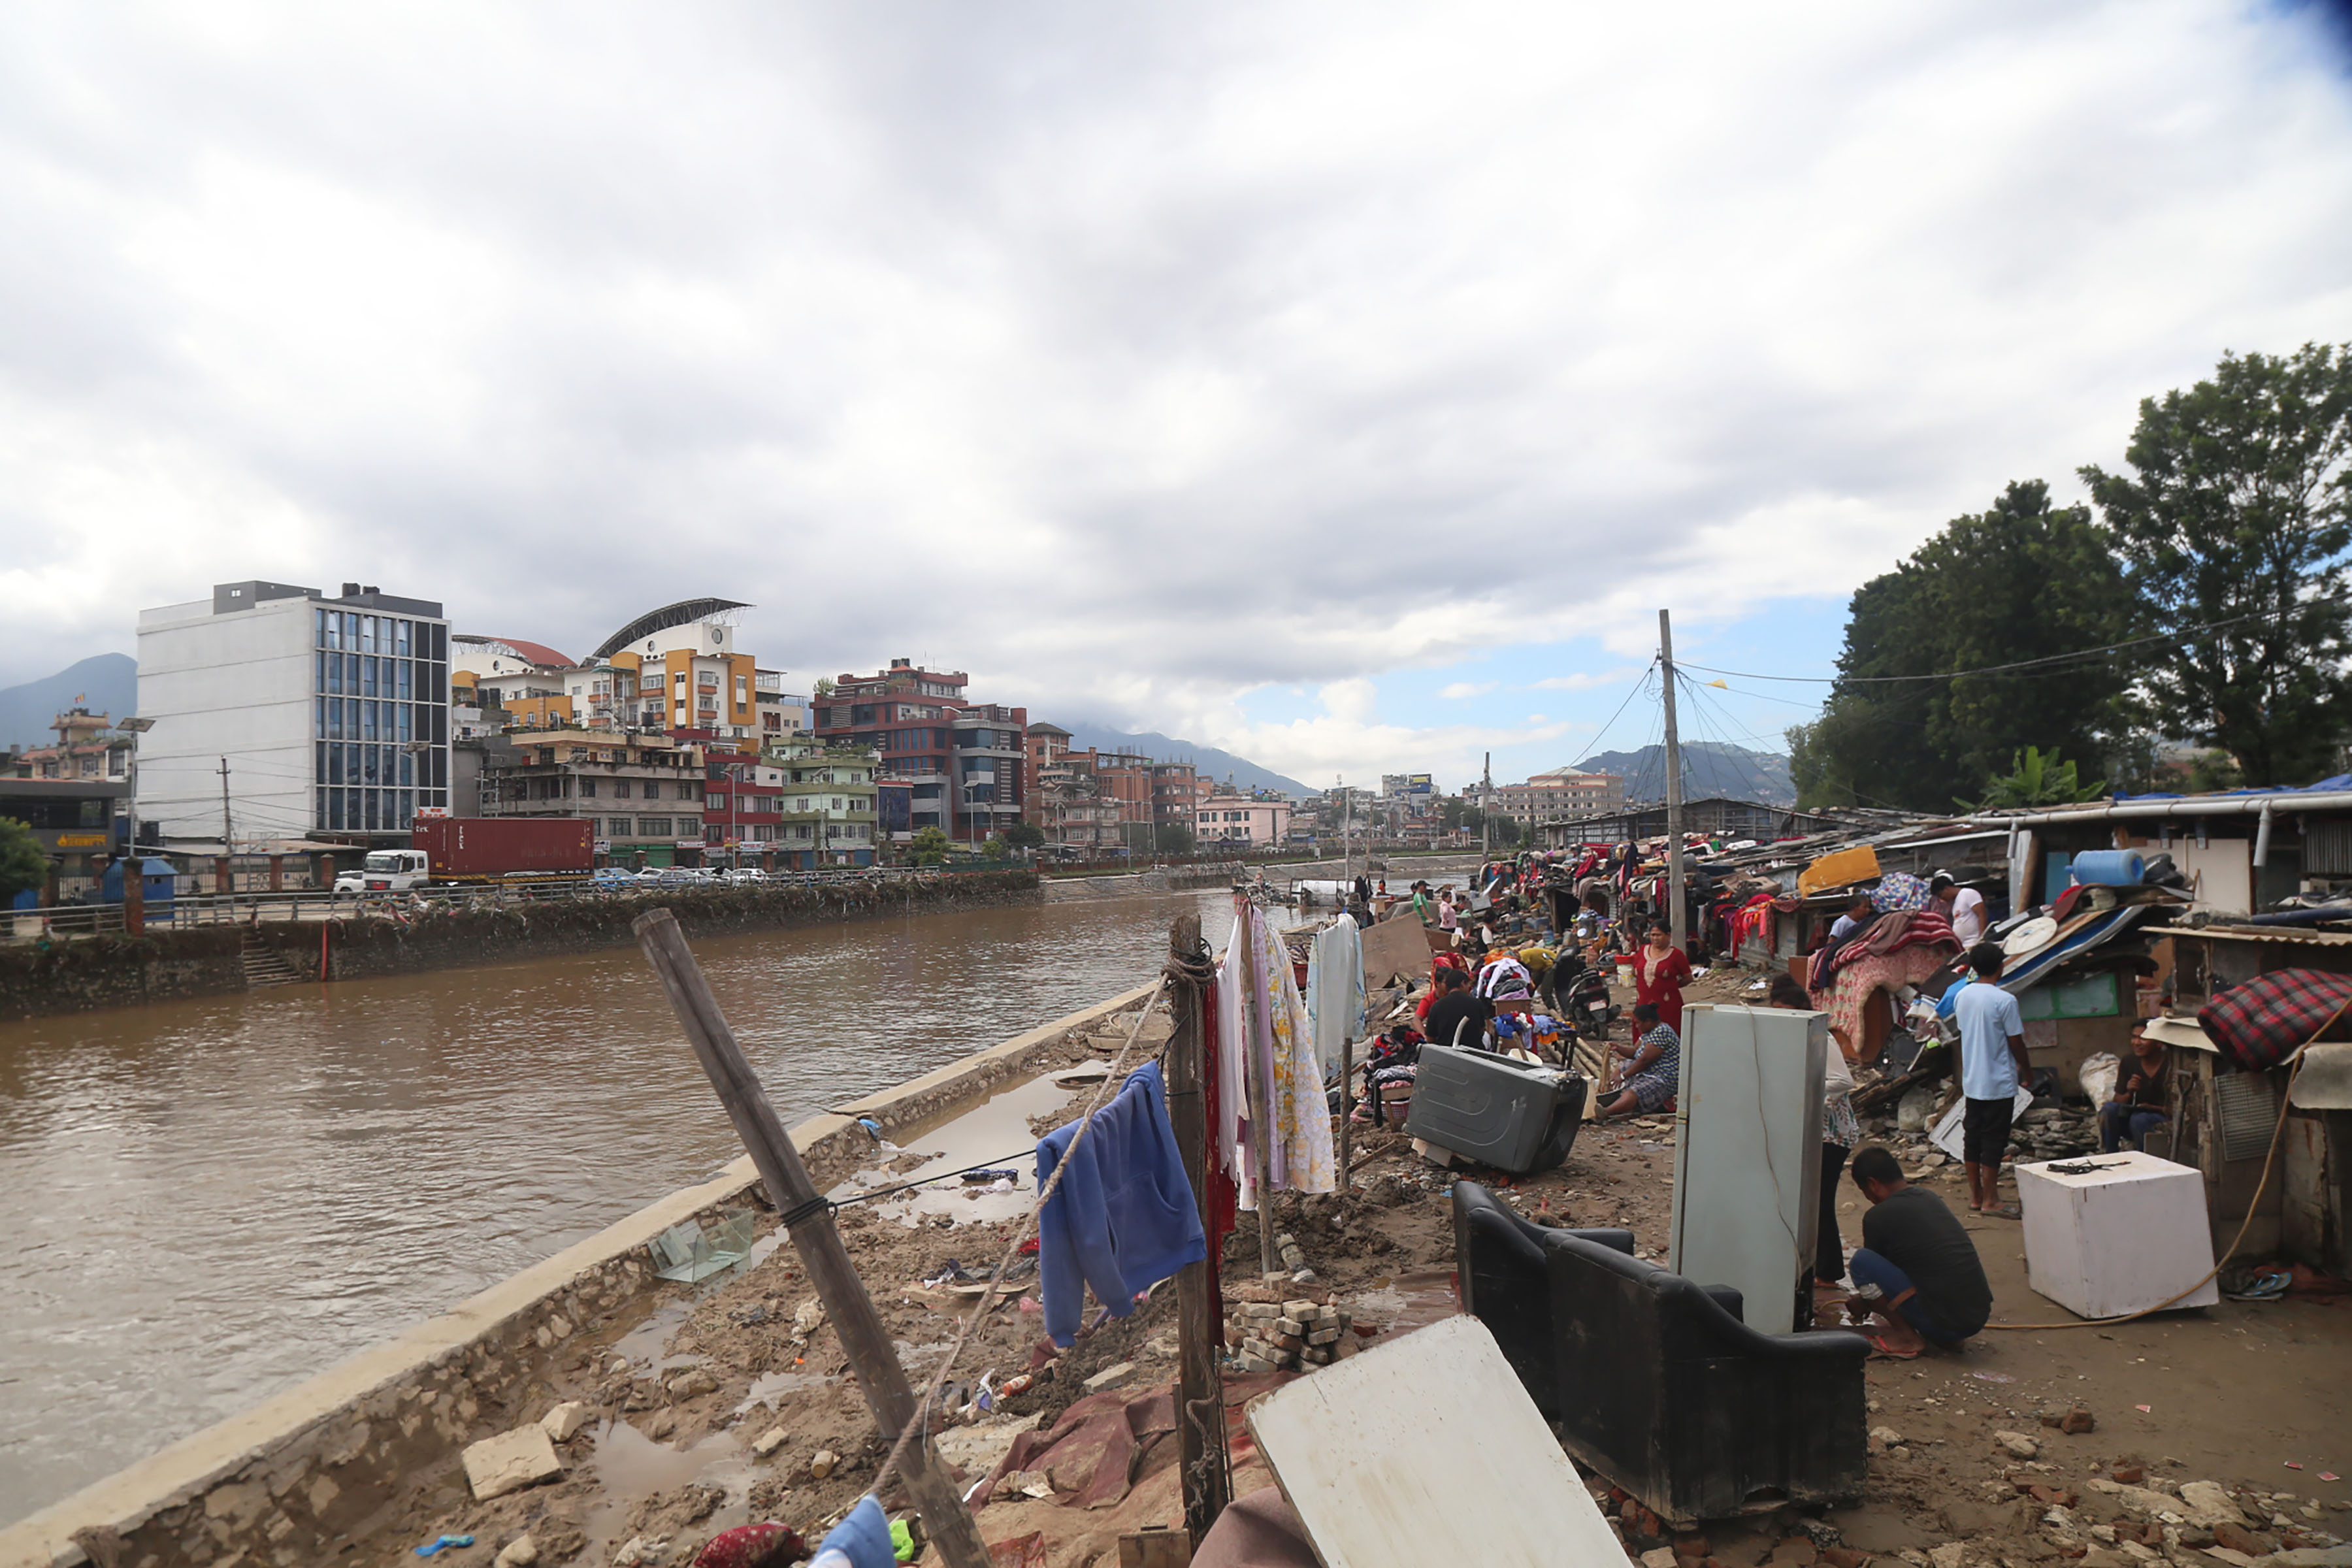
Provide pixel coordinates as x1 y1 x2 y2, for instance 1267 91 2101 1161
0 653 139 749
1571 740 1793 806
1055 723 1313 796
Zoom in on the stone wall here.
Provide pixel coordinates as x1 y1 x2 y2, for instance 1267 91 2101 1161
0 874 1040 1022
0 929 247 1023
0 983 1157 1568
266 872 1043 984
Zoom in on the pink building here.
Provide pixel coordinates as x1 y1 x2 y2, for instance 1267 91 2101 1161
1194 792 1292 847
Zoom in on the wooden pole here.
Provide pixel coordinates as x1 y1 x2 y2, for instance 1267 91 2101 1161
632 909 992 1568
1164 913 1232 1544
1233 893 1281 1279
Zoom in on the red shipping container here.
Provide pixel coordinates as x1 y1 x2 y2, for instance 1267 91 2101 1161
411 817 594 881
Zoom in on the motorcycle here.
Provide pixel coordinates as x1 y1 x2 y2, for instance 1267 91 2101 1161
1549 953 1620 1041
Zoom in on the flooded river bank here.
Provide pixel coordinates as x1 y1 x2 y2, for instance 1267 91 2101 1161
0 888 1254 1527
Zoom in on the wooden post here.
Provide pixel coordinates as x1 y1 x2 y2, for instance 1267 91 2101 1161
1338 1025 1352 1185
632 909 992 1568
1164 913 1231 1544
1233 894 1281 1279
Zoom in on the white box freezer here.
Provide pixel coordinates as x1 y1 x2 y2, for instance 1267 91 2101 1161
2016 1150 2220 1318
1670 1004 1826 1335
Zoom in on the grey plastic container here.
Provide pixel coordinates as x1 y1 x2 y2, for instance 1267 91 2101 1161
1405 1045 1587 1173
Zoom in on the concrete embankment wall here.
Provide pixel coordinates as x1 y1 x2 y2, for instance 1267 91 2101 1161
0 981 1157 1568
0 873 1041 1023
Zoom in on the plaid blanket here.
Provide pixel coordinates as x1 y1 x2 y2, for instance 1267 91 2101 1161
2198 968 2352 1071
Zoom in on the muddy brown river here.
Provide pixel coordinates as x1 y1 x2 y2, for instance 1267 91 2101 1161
0 889 1273 1527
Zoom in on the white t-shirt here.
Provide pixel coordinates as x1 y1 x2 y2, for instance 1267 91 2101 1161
1950 887 1987 945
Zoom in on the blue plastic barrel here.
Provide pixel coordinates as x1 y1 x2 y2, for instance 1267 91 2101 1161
2068 849 2145 887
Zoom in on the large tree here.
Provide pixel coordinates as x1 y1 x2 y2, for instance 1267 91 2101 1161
2081 344 2352 786
0 817 46 904
1795 481 2137 811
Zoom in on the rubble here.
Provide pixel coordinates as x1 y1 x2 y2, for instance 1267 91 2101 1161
460 1424 564 1502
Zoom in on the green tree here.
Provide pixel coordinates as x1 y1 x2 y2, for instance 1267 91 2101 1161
983 834 1008 859
909 825 949 866
1154 821 1196 855
1797 481 2138 811
1958 746 2108 811
1002 821 1045 851
2080 344 2352 786
0 816 47 904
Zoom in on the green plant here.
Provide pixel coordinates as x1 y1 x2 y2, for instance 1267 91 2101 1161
909 826 949 866
1002 821 1045 851
1959 746 2108 811
0 816 47 905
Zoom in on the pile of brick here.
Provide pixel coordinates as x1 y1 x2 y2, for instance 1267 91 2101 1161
1230 1298 1356 1373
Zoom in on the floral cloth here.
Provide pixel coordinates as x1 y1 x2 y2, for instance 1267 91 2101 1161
1223 906 1336 1207
1824 943 1954 1064
1870 872 1933 913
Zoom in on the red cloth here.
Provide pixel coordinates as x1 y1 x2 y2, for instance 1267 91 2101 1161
2198 968 2352 1071
693 1524 807 1568
1200 979 1237 1343
1633 943 1691 1036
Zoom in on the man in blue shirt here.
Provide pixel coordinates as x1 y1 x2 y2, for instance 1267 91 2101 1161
1951 941 2030 1218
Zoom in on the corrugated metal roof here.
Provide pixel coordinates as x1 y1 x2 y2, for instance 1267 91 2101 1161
2168 925 2352 946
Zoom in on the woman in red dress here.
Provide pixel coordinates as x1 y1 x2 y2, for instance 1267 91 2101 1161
1631 921 1692 1037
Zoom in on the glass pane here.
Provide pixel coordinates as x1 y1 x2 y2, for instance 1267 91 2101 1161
360 657 377 698
398 789 413 824
343 612 359 649
397 659 413 700
395 703 412 742
395 619 411 657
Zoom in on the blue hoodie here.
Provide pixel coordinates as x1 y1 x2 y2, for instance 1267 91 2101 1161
1036 1060 1207 1347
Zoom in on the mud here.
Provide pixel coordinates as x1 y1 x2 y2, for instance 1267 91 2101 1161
333 964 2352 1568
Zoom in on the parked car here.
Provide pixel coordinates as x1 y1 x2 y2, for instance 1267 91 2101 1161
591 867 638 891
721 868 767 885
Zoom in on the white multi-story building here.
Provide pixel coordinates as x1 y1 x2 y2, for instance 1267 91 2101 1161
137 581 453 849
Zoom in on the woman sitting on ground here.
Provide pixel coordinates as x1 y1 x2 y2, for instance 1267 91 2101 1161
1595 1002 1680 1120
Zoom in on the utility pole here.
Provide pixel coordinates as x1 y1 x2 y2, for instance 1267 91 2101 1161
218 757 234 896
1659 610 1687 956
1480 751 1492 860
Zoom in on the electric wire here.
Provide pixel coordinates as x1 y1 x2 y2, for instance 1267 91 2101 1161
1679 604 2292 687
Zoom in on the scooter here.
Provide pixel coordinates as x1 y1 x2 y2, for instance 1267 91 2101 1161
1552 956 1620 1041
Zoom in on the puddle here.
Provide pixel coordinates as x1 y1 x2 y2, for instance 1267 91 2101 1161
827 1073 1085 1228
610 1299 701 1374
583 1417 755 1557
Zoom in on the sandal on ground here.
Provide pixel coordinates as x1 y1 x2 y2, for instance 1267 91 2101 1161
1984 1203 2022 1220
1861 1332 1922 1360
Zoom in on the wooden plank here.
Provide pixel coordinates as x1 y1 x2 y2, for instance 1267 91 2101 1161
1246 1315 1623 1567
1164 913 1232 1544
632 909 991 1568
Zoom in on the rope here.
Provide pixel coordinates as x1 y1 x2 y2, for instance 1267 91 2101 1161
1981 995 2347 1331
869 974 1171 1499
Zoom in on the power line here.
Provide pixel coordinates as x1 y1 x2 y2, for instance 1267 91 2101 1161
1678 607 2281 687
1564 657 1659 769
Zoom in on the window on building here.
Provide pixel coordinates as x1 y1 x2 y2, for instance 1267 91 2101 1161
640 817 673 836
643 781 662 800
614 779 632 798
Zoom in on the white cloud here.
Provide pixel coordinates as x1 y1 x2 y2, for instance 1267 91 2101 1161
1437 680 1497 700
1527 667 1650 693
0 0 2345 766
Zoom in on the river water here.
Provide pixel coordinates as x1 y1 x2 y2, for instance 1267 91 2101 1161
0 888 1263 1527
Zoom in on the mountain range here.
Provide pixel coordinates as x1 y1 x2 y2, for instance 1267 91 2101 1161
1571 740 1793 806
1056 723 1313 796
0 653 138 749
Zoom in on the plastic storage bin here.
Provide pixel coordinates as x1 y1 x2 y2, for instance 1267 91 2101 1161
1405 1045 1586 1173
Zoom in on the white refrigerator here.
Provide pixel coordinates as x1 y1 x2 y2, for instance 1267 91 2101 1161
1669 1004 1827 1335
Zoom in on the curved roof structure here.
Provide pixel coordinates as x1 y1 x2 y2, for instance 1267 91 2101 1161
452 634 575 669
592 598 749 661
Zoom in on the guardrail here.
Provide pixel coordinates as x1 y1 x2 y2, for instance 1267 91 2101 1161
1 864 1026 941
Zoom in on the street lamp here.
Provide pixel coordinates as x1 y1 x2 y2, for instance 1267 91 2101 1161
114 716 157 931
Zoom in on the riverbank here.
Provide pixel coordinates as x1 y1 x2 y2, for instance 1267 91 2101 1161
0 872 1040 1022
0 981 1155 1568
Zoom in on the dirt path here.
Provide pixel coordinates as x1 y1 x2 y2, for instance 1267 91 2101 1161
344 975 2352 1568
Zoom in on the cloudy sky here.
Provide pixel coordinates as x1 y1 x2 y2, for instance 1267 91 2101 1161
3 2 2347 791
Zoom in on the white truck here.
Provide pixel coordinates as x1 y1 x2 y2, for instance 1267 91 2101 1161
333 849 431 894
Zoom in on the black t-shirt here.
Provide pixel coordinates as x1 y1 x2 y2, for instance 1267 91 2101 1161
1422 992 1494 1052
1861 1185 1993 1337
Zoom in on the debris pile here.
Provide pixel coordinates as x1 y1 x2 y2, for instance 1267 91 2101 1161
1229 1298 1357 1373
